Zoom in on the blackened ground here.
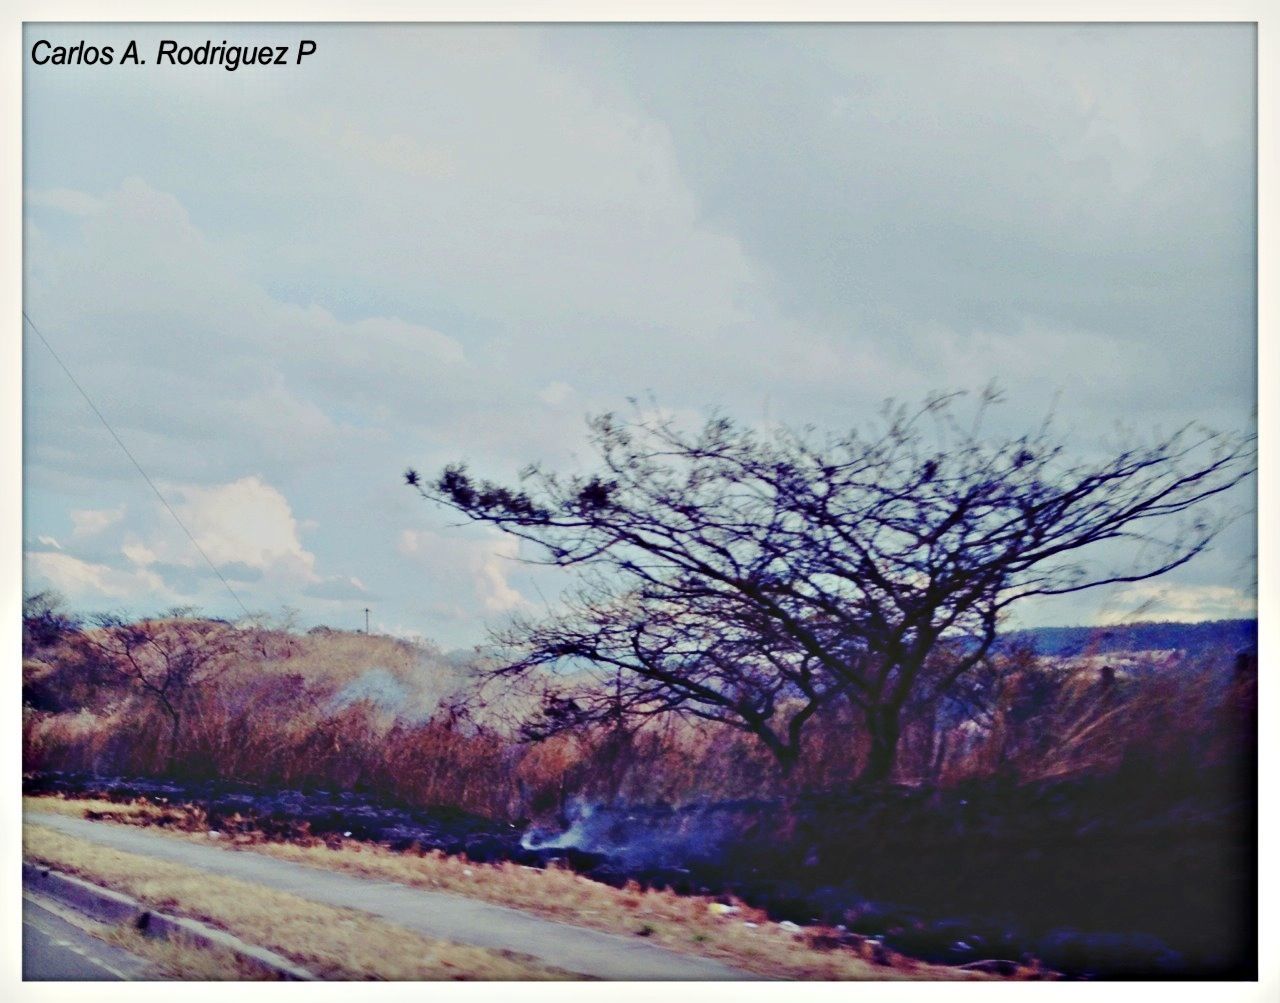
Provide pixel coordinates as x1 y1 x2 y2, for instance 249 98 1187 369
25 763 1255 980
24 771 523 859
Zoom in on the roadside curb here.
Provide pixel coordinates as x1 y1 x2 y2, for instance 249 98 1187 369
22 861 318 980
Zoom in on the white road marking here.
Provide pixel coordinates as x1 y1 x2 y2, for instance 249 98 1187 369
22 893 141 980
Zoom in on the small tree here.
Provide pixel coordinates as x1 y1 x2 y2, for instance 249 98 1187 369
74 613 240 769
407 391 1253 783
23 590 80 655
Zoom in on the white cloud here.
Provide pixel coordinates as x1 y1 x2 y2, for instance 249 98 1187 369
26 186 103 216
121 541 157 566
301 576 370 602
27 550 167 604
399 527 528 614
114 476 320 587
71 506 125 538
538 381 575 408
165 476 318 581
25 178 473 485
302 113 457 179
1099 583 1256 624
36 535 62 550
29 477 351 614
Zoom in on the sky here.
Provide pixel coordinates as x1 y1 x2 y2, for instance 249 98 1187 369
22 23 1257 649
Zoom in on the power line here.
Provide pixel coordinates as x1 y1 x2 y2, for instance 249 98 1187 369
22 310 253 619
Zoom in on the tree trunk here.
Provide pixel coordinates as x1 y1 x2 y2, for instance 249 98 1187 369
163 706 181 771
775 745 799 778
860 703 901 784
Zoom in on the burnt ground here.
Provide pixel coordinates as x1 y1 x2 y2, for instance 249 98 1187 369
25 764 1256 980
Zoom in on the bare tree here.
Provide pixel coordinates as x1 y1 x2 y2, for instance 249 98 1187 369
74 613 240 768
23 590 80 655
406 391 1253 783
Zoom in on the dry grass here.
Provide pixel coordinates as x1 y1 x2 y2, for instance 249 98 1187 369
24 822 578 980
101 926 280 981
24 795 999 981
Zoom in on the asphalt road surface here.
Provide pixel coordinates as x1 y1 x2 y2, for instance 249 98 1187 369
22 896 155 981
26 812 752 980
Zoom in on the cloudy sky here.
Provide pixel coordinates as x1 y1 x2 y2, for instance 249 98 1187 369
23 23 1256 648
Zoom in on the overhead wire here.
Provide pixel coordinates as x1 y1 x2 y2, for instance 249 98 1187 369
22 309 253 619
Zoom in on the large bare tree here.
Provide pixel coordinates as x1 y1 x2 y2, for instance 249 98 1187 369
74 613 240 768
407 391 1253 783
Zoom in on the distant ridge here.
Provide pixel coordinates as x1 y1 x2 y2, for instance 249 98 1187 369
999 618 1257 658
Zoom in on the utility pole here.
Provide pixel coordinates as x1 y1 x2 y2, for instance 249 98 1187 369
364 608 370 635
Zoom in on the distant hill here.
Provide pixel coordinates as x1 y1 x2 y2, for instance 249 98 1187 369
999 619 1257 659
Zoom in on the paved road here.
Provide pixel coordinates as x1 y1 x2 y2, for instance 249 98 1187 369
26 812 753 980
22 895 155 981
